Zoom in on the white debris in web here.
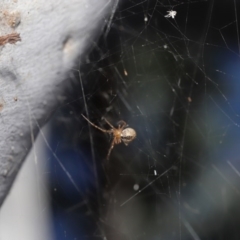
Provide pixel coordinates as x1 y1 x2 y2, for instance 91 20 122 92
165 10 177 19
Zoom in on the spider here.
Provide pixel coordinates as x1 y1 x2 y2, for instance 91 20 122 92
165 10 177 19
82 114 137 161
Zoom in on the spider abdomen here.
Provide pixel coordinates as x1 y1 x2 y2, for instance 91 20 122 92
121 128 137 146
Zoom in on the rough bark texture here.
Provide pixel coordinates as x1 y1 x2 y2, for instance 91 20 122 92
0 0 116 207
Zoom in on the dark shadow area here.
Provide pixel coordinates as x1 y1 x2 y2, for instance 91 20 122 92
47 1 240 239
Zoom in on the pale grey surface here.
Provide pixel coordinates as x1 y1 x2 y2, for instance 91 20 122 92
0 0 116 207
0 126 53 240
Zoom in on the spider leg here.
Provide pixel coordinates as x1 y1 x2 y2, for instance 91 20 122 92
82 114 109 133
103 118 115 129
106 138 115 161
118 120 127 130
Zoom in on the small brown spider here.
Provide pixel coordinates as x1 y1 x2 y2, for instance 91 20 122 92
82 114 136 161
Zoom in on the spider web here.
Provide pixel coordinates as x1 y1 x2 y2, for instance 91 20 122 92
13 0 240 239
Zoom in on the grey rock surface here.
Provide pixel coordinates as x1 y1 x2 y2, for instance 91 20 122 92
0 0 116 207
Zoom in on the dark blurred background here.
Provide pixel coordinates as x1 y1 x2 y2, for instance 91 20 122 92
48 0 240 239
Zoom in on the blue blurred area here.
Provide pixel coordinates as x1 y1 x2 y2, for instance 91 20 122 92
48 126 102 239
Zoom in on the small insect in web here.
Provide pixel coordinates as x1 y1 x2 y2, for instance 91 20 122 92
165 10 177 19
82 114 137 161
